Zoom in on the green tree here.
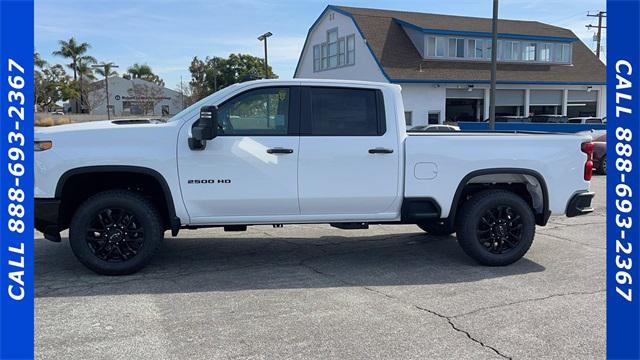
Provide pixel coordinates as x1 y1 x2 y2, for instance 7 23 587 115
34 52 48 111
36 64 77 111
188 53 277 101
52 37 94 112
123 63 165 87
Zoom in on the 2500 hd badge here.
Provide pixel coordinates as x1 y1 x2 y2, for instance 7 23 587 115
188 179 231 184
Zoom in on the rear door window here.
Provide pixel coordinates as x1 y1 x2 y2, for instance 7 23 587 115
305 87 385 136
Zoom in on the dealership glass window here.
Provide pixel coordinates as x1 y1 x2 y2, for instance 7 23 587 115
404 111 413 126
346 35 355 65
321 44 328 69
217 87 289 136
422 35 571 64
512 42 521 60
313 45 321 71
427 36 436 56
314 30 355 71
538 43 551 62
500 41 513 60
467 39 476 58
428 111 440 124
445 37 465 58
309 88 379 136
436 36 446 57
561 43 571 63
475 39 484 58
523 43 537 61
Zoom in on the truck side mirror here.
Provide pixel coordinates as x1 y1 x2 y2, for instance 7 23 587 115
189 106 218 150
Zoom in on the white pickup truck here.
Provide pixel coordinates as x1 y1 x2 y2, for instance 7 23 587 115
35 79 595 275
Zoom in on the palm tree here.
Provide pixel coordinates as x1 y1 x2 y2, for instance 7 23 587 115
52 37 92 112
93 61 118 78
75 56 96 113
124 63 164 86
125 63 153 79
94 62 119 119
34 52 48 70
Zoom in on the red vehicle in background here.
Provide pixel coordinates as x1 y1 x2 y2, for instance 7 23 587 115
593 133 607 174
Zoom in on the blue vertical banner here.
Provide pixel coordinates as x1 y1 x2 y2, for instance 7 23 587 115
0 0 35 359
607 0 640 359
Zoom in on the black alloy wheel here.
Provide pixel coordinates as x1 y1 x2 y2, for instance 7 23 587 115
86 208 145 262
476 205 523 254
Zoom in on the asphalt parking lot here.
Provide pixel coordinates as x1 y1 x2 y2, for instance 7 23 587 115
35 175 606 360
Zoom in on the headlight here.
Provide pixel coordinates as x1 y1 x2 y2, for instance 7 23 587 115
34 140 52 152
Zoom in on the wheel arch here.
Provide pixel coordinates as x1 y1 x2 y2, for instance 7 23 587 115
449 168 550 226
55 165 180 235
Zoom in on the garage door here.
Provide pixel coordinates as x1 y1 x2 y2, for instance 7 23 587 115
495 90 524 106
530 90 563 105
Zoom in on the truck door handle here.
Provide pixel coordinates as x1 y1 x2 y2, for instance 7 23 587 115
368 148 394 154
266 148 294 154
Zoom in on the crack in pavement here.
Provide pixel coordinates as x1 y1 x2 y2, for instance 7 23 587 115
451 289 606 319
539 232 605 251
298 257 512 359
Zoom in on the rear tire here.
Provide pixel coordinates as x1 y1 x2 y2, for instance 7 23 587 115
598 155 607 175
69 190 164 275
456 190 535 266
418 221 455 236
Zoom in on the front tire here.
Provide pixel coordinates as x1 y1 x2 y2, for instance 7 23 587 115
456 190 535 266
69 190 164 275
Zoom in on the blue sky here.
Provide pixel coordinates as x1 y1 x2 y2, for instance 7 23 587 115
35 0 606 90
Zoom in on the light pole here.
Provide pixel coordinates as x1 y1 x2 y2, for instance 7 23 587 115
258 32 272 79
92 63 119 120
489 0 499 131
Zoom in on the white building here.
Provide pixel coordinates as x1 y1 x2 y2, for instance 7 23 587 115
86 77 184 117
295 6 606 126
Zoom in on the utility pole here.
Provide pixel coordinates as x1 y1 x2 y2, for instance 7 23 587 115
91 63 119 120
180 75 184 109
258 32 273 79
489 0 499 131
586 11 606 59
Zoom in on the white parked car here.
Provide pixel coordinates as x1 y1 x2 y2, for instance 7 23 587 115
35 79 595 274
567 117 605 124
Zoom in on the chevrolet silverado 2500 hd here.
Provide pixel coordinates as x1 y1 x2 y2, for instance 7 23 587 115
35 79 595 275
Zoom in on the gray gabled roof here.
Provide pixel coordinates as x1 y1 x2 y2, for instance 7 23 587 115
329 5 605 84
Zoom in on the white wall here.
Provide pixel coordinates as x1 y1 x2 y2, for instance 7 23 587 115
89 77 184 116
399 84 446 125
295 9 387 82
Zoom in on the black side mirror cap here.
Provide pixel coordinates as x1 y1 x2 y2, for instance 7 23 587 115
189 105 218 150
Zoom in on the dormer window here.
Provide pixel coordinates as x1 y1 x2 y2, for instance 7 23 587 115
423 34 572 64
313 28 356 72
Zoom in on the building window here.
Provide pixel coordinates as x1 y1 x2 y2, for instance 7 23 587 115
428 111 440 124
346 34 355 65
436 36 446 57
427 36 436 57
313 45 321 71
404 111 413 126
422 34 571 64
523 43 537 61
313 29 355 72
538 43 551 62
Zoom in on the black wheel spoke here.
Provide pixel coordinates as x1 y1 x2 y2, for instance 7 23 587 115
85 207 144 263
476 205 523 255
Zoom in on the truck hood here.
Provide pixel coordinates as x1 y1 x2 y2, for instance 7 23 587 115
35 119 168 138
